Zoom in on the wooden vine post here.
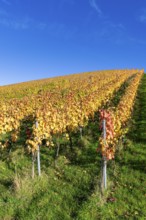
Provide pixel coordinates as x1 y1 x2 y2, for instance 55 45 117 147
37 144 41 176
35 120 41 176
99 109 115 191
32 152 35 179
102 118 107 190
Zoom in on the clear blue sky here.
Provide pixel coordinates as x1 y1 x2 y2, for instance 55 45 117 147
0 0 146 85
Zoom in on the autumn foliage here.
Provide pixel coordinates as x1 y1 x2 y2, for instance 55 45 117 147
0 69 143 154
99 70 143 160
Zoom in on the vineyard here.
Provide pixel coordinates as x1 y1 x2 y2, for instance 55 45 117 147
0 69 146 219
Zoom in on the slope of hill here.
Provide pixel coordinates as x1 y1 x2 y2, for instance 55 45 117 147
0 69 145 219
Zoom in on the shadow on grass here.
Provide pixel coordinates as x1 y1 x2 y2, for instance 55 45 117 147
0 179 13 190
128 75 146 143
117 75 146 174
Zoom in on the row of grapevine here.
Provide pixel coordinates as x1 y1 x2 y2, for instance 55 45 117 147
0 69 137 151
0 69 143 178
0 69 133 100
99 69 143 160
99 69 143 189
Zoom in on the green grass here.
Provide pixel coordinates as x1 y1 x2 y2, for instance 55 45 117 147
0 75 146 219
0 134 100 220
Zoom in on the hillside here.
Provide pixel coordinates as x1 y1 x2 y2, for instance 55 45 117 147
0 69 146 219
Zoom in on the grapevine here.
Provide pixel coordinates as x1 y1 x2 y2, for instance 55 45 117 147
99 69 144 160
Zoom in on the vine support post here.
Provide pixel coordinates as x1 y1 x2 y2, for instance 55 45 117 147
56 142 60 158
35 120 41 176
32 152 35 179
79 126 83 139
102 119 107 190
54 141 60 167
37 145 41 176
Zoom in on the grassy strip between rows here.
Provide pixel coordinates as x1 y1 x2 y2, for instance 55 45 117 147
0 74 145 219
